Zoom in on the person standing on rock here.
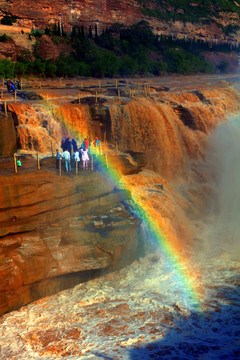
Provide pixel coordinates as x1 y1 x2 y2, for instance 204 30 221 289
84 137 89 151
56 149 62 169
61 138 66 151
93 136 100 155
62 149 71 172
10 82 15 93
71 138 78 152
81 148 89 170
6 80 10 92
73 150 80 170
17 158 21 168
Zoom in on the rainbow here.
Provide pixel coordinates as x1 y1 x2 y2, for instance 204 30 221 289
48 102 203 311
91 147 202 310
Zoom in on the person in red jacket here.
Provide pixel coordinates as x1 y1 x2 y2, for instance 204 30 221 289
84 137 89 150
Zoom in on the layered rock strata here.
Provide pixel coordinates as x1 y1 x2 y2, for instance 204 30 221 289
0 169 143 315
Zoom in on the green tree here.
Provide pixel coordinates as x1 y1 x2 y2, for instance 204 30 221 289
71 26 77 39
94 24 99 41
218 60 229 73
1 16 16 26
88 26 93 39
0 59 14 78
45 61 57 77
14 62 27 76
56 54 81 77
78 62 91 76
120 56 138 76
32 59 46 76
149 60 167 75
80 26 85 40
91 52 120 77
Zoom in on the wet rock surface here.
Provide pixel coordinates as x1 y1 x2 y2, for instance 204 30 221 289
0 169 143 315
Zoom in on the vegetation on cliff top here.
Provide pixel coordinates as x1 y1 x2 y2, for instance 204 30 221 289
0 21 238 78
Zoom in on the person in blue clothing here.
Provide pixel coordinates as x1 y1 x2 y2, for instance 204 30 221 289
56 149 62 169
11 82 15 93
71 138 77 152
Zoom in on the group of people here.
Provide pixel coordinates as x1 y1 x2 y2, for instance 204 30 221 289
6 79 21 93
56 136 100 172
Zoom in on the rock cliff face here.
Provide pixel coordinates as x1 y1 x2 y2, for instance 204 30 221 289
0 168 143 315
0 0 142 32
0 0 239 43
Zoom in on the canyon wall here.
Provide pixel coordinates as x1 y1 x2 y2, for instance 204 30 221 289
0 169 143 315
0 0 239 41
1 80 240 315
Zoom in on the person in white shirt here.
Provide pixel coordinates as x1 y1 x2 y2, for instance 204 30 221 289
62 149 71 172
73 150 80 170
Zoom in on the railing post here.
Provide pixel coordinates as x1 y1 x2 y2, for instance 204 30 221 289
4 101 7 117
105 152 108 168
59 158 61 176
14 154 17 174
91 154 94 171
37 152 40 170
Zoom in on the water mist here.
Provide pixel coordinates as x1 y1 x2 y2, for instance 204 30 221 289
198 115 240 260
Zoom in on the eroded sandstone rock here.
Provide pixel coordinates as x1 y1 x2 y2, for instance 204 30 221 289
0 169 143 315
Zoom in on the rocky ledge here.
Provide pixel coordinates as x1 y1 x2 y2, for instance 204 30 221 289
0 168 143 316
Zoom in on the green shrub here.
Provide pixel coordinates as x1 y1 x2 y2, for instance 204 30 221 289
149 60 167 75
0 59 14 78
91 52 120 77
218 60 229 73
14 62 27 76
31 29 44 37
0 33 12 42
78 62 91 76
56 54 81 77
164 48 215 74
120 56 138 76
1 16 17 26
45 61 57 77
